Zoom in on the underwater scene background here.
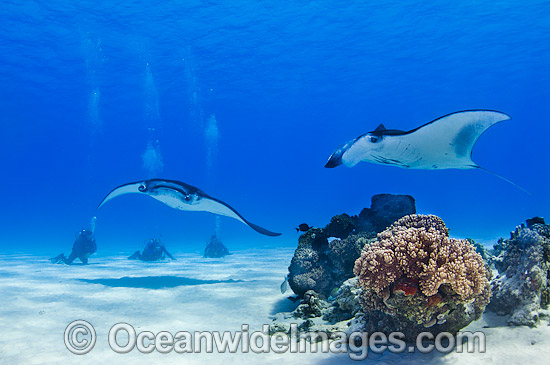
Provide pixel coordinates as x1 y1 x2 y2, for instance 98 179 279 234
1 1 550 363
2 0 549 253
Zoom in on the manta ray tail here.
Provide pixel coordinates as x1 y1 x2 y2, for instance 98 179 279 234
474 166 531 195
245 221 282 237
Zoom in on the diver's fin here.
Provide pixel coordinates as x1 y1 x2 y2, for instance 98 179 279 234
474 165 531 195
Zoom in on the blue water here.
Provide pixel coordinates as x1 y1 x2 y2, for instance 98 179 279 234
1 1 549 253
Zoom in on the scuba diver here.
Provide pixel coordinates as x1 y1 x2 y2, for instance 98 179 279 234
128 238 176 261
50 228 97 265
204 234 229 258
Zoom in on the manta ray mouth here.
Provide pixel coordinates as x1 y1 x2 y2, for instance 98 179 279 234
372 155 409 168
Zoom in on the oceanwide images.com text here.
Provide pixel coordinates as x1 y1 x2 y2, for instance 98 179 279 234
65 320 486 360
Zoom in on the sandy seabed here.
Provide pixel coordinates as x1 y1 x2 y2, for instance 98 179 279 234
0 248 548 364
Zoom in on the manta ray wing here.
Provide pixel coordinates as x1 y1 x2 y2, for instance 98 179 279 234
401 110 511 169
97 180 282 236
97 182 142 209
150 193 281 236
333 110 511 170
326 110 528 192
199 194 282 237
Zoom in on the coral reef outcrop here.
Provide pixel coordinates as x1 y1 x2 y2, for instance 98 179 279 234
324 213 357 239
352 214 491 339
488 218 550 326
274 211 492 342
287 229 372 297
354 214 489 300
287 194 415 298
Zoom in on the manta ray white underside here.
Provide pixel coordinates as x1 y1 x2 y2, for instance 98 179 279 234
97 179 281 236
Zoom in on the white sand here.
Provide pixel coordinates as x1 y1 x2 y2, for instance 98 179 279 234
0 249 548 364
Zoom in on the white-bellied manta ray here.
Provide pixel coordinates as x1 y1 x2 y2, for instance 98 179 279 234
97 179 281 236
325 110 528 192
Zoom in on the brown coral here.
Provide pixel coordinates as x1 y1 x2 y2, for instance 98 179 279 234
353 214 488 301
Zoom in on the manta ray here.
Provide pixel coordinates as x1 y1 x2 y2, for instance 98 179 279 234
325 110 527 192
97 179 281 236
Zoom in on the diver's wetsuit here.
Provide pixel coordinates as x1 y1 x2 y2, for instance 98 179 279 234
128 239 175 261
50 230 97 265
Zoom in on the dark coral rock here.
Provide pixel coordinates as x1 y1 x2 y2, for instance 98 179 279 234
204 235 230 258
270 281 364 339
294 290 327 318
488 220 550 326
356 194 416 233
328 233 371 280
526 216 545 228
467 238 490 262
325 278 364 321
288 229 331 296
324 213 356 239
288 227 374 297
493 237 506 253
